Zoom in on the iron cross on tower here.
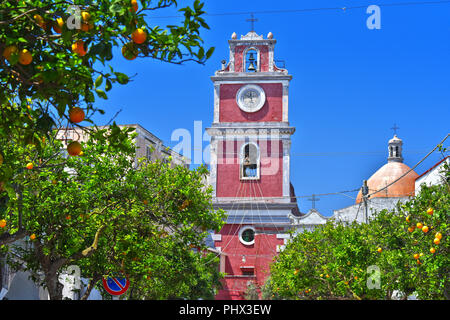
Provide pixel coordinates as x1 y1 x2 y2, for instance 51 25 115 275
246 13 258 31
391 123 400 135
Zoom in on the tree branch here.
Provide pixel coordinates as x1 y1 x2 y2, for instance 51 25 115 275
80 273 101 300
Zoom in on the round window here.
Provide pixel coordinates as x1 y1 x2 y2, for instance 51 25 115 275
239 227 255 245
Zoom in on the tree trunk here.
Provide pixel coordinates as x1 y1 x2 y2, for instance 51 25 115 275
45 272 64 300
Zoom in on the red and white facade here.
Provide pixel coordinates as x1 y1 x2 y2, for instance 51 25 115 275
206 31 297 300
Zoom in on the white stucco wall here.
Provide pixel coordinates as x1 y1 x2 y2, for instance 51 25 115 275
415 158 449 195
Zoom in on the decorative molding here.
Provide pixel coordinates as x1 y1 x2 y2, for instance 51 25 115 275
213 202 297 210
212 74 291 81
205 127 295 137
240 31 263 40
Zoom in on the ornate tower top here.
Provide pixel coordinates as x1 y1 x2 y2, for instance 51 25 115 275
388 134 403 163
214 31 289 76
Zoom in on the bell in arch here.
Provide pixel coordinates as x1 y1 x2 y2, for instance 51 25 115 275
246 50 257 72
247 61 256 71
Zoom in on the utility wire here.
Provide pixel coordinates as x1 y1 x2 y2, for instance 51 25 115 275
149 1 450 19
367 133 450 198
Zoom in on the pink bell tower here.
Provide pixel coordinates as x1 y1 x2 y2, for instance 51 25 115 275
206 30 298 300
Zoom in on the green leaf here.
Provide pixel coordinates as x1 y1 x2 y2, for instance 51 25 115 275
105 79 112 92
95 89 108 100
115 73 129 85
205 47 215 59
95 75 103 88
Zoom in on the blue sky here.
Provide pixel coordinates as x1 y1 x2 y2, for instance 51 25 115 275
92 0 450 216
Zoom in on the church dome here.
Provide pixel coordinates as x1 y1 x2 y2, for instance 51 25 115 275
355 134 418 204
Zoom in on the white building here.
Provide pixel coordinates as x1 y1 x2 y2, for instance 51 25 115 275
415 156 449 195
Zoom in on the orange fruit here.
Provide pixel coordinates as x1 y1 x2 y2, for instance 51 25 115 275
26 162 34 170
68 107 85 123
72 40 87 56
408 227 414 233
377 247 382 253
132 28 147 44
426 208 433 215
416 259 421 265
81 11 91 21
435 232 442 240
416 222 423 229
18 49 32 65
30 234 36 240
81 22 90 32
413 253 419 259
0 219 6 228
122 42 138 60
294 269 299 275
422 226 429 233
130 0 138 12
406 215 410 222
67 141 82 156
66 215 71 220
430 247 436 254
3 45 18 61
53 17 64 33
34 14 44 27
434 238 440 245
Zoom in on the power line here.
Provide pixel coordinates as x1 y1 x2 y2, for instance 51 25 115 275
212 150 431 157
148 1 450 19
367 133 450 198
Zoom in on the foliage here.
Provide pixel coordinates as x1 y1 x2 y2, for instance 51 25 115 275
1 0 213 113
0 0 214 196
269 158 449 300
0 130 225 299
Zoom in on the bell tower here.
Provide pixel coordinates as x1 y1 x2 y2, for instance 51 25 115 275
206 30 298 300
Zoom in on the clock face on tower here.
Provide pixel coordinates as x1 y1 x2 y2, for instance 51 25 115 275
236 84 266 113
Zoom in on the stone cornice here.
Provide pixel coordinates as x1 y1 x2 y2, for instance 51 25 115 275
213 201 298 211
205 126 295 137
211 72 292 81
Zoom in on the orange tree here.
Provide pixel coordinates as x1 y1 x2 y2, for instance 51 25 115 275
269 157 448 300
400 159 449 299
0 0 213 245
0 130 224 300
269 220 382 300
